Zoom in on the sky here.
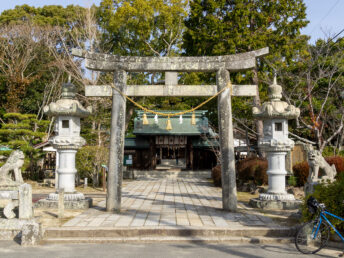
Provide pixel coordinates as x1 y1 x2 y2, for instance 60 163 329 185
0 0 343 43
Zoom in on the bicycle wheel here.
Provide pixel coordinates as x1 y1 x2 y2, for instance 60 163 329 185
295 220 330 254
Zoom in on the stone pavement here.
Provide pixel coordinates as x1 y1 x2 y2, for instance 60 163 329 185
62 178 278 229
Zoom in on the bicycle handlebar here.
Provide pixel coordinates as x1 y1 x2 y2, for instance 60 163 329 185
307 197 326 213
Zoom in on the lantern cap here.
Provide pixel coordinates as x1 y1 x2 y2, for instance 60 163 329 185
252 76 299 120
43 80 91 118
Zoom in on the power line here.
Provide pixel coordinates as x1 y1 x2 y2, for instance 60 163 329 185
330 28 344 41
310 0 340 34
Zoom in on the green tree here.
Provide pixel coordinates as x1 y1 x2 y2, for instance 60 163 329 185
97 0 194 130
0 4 86 27
183 0 309 138
98 0 188 57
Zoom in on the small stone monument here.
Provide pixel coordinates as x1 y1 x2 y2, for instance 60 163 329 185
36 80 92 209
249 76 301 209
0 151 41 245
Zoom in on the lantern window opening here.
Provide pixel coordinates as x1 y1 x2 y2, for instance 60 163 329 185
62 120 70 129
275 122 283 132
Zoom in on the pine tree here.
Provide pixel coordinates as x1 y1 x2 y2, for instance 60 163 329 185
0 113 49 175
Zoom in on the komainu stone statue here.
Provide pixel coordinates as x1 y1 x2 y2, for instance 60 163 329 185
0 150 25 185
307 146 337 183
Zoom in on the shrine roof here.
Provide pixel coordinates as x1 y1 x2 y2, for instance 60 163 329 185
124 137 150 149
133 110 209 136
192 138 219 148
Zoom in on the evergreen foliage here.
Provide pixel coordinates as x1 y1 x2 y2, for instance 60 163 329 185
0 113 49 175
183 0 309 127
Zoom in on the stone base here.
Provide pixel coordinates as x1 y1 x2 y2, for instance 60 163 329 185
34 197 92 210
0 218 42 245
123 170 134 179
48 192 85 201
249 198 302 210
259 193 295 201
304 182 319 195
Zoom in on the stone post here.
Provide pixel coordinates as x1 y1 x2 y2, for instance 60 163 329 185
107 70 127 212
55 151 59 189
217 69 237 212
165 72 178 85
19 183 32 219
58 188 64 218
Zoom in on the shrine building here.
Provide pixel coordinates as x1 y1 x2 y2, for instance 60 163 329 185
124 110 219 171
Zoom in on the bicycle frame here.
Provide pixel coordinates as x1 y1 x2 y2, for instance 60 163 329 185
313 210 344 242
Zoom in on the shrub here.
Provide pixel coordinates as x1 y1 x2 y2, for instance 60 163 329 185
287 175 298 187
76 146 109 187
302 173 344 230
236 157 268 186
254 160 268 185
293 161 309 186
211 165 221 187
325 156 344 176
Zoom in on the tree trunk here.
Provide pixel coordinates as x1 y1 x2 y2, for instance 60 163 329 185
125 106 134 130
97 122 102 147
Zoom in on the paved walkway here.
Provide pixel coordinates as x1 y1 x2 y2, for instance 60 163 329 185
62 178 279 229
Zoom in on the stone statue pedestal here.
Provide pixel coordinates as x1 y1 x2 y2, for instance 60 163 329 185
304 181 318 196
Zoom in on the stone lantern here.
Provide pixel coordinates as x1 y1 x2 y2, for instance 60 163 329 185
250 77 301 209
42 81 92 207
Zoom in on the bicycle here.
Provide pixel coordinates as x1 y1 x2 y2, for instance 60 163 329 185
295 196 344 254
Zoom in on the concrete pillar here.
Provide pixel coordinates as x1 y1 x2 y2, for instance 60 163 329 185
19 183 32 219
107 70 127 212
57 149 77 193
217 69 237 212
55 151 59 189
267 152 288 194
58 188 64 218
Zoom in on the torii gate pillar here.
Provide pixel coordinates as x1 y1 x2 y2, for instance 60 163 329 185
107 70 127 212
217 69 237 210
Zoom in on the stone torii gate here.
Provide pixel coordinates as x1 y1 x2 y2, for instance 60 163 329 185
72 47 269 212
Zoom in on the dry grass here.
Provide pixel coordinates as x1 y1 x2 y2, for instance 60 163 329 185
237 191 259 204
34 208 84 227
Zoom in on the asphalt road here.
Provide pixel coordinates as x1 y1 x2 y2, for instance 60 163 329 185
0 241 341 258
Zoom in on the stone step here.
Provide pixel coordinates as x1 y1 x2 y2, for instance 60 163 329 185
44 227 294 239
42 236 294 244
